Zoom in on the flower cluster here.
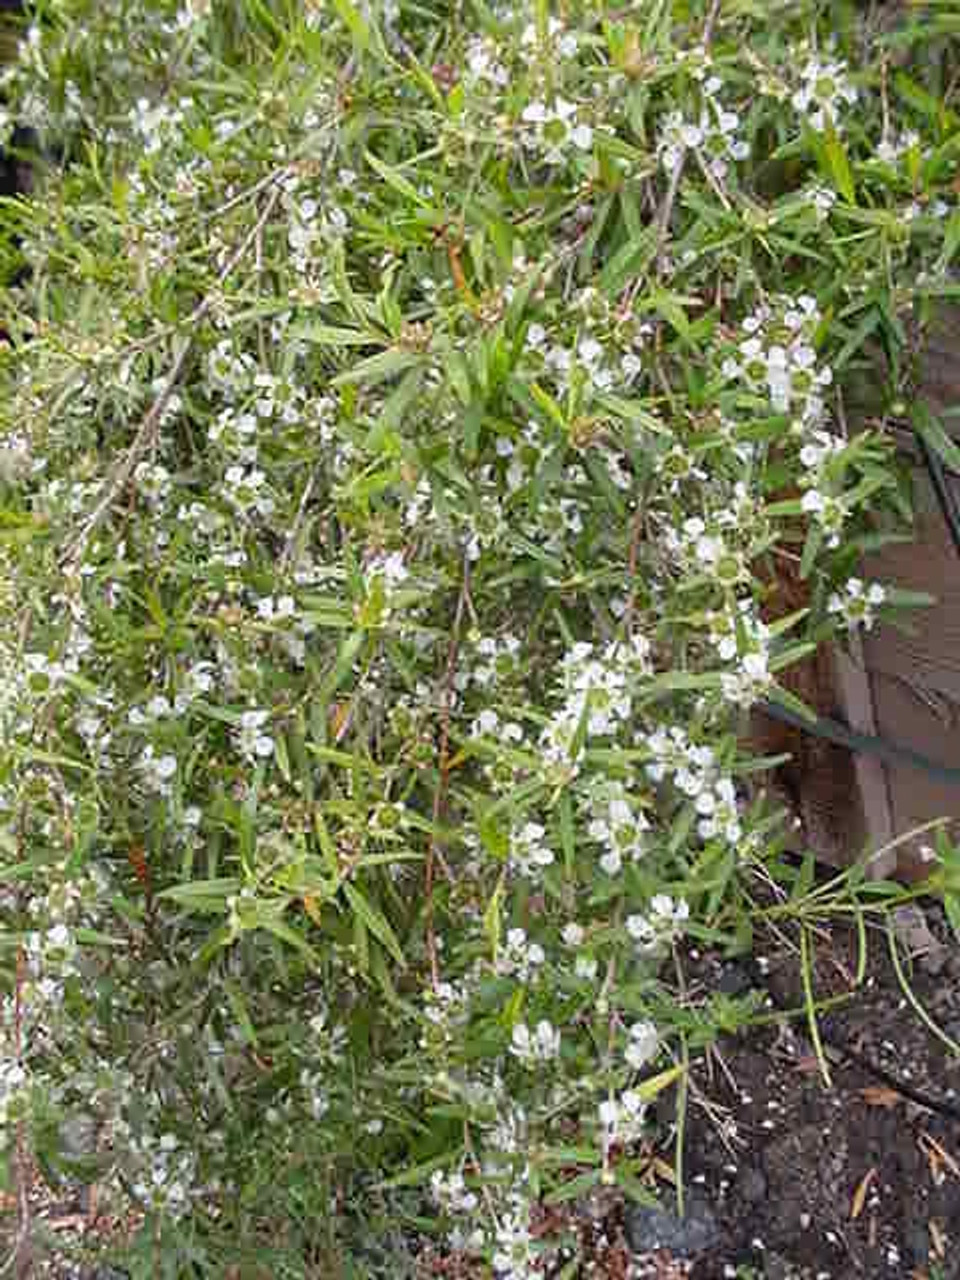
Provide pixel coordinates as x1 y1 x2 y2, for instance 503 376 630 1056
626 894 691 954
721 294 832 422
540 635 652 773
583 779 651 875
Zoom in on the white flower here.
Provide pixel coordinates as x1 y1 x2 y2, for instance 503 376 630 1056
238 709 274 760
474 708 499 736
520 98 592 165
496 928 546 981
597 1088 647 1155
510 821 554 876
510 1019 560 1063
627 895 689 953
801 488 825 514
792 58 857 130
493 1204 533 1279
600 849 622 875
626 913 656 949
570 123 594 150
431 1169 479 1215
625 1020 659 1068
140 746 177 795
598 1098 619 1131
562 922 584 947
828 577 887 631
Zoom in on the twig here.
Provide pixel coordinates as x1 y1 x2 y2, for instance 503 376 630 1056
13 946 29 1280
655 152 686 279
655 0 723 277
281 467 319 571
64 182 284 576
702 0 723 49
622 470 655 635
694 148 732 210
424 557 471 990
0 1227 30 1280
206 165 290 220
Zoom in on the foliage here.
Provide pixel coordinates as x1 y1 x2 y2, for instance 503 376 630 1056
0 0 957 1274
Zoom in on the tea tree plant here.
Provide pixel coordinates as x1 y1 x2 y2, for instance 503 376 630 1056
0 0 957 1274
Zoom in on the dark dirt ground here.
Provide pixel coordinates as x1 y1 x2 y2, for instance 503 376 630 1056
650 903 960 1280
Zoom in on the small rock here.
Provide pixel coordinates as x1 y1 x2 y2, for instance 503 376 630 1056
920 944 950 976
892 904 940 960
905 1222 929 1266
763 1252 795 1280
718 962 754 997
60 1111 96 1161
738 1165 767 1204
624 1190 722 1258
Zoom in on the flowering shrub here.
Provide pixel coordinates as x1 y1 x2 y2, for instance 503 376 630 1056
0 0 957 1273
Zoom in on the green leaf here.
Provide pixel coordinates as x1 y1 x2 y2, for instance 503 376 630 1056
823 121 855 204
614 1169 659 1206
332 0 370 49
297 324 382 347
558 790 576 880
543 1168 602 1205
156 878 241 905
364 150 431 208
632 1063 686 1100
944 892 960 942
766 684 817 725
259 916 323 967
333 349 424 388
941 209 960 267
912 402 960 473
894 69 957 130
224 980 259 1046
343 882 406 968
375 1152 458 1191
483 870 506 961
799 520 823 580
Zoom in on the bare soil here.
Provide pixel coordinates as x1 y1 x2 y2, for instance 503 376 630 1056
673 906 960 1280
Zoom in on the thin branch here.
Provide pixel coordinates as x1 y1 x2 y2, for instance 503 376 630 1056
622 504 645 635
280 467 320 572
206 165 290 220
424 557 471 990
655 0 723 277
64 182 284 576
702 0 723 49
655 152 686 279
694 147 732 211
0 1226 30 1280
13 946 29 1280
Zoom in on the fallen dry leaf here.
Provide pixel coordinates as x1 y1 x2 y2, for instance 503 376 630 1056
919 1130 960 1183
929 1218 947 1260
795 1055 823 1076
858 1084 903 1109
851 1166 877 1220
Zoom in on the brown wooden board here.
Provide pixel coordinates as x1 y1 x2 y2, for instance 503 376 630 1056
758 306 960 879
